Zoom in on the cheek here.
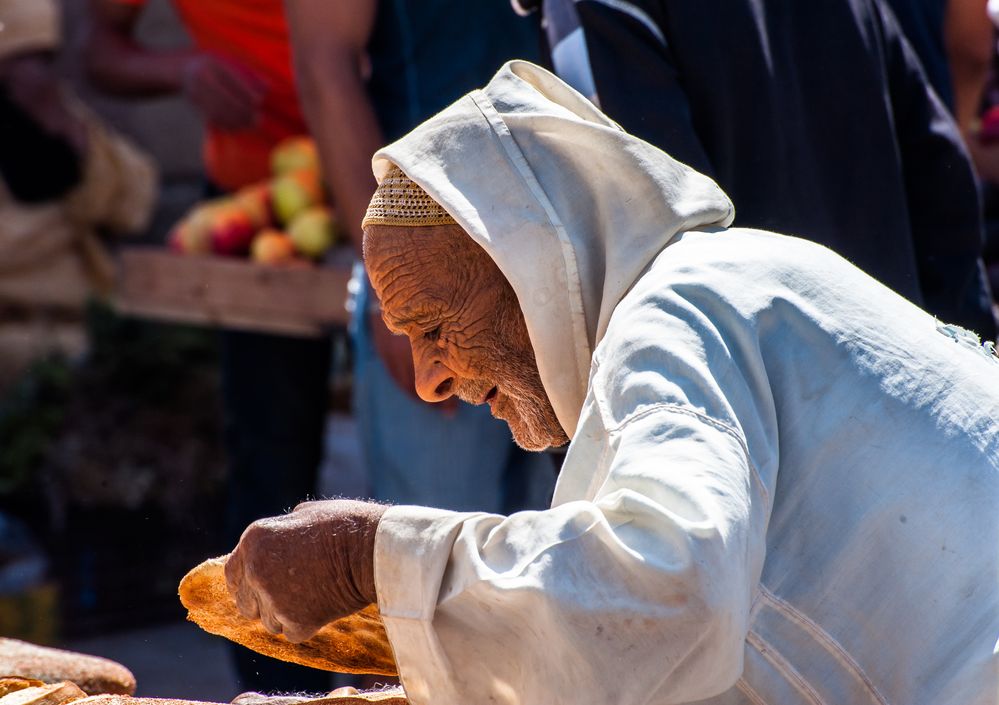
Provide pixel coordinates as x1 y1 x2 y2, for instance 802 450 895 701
440 338 500 378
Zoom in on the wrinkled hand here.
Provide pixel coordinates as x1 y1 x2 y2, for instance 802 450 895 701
225 500 387 644
369 311 457 413
182 54 266 130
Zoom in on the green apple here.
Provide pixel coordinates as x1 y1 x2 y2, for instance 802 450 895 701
272 169 322 225
288 206 337 259
271 136 320 176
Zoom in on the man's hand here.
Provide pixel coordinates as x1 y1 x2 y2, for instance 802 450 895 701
182 54 266 131
224 500 387 644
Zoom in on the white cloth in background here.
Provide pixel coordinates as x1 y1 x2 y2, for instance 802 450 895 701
370 61 999 705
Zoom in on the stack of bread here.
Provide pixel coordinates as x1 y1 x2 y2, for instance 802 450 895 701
0 555 407 705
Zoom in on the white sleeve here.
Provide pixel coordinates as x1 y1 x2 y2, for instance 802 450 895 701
374 404 771 705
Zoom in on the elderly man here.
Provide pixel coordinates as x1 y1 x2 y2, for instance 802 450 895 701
225 63 999 705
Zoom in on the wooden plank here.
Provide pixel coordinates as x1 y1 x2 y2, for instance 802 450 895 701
113 248 351 337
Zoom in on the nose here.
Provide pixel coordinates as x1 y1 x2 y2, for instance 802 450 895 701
413 343 455 402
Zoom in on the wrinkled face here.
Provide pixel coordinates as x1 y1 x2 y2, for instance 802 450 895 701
364 224 568 451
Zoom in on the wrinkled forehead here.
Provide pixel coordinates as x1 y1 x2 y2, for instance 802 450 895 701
362 223 465 293
363 222 511 331
361 161 464 294
363 224 426 291
362 225 465 332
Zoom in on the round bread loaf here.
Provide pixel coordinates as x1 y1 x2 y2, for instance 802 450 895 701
0 641 135 696
179 557 397 676
76 691 407 705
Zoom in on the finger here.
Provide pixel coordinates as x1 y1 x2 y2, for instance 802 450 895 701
212 60 266 106
215 58 268 99
261 613 283 636
195 68 259 129
282 621 320 645
234 586 261 620
224 549 243 585
185 59 255 129
259 605 284 635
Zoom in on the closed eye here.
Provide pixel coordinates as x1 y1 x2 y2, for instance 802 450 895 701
424 326 442 342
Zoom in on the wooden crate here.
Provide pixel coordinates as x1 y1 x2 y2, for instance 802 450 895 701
114 248 351 337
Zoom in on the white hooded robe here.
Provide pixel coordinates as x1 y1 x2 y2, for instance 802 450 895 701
369 61 999 705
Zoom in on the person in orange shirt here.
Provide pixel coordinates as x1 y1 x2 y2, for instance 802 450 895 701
86 0 307 191
85 1 331 694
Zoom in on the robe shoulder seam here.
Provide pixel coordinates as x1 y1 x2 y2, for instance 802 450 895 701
608 401 771 507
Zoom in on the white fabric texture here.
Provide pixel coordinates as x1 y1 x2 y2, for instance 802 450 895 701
371 61 999 705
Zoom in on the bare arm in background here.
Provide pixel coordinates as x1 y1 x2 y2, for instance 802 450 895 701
286 0 435 401
285 0 381 258
943 0 999 190
945 0 994 136
85 0 264 130
879 2 998 336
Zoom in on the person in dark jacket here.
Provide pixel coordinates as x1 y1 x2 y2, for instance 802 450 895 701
515 0 998 339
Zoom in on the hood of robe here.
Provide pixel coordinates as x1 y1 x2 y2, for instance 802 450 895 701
371 61 734 439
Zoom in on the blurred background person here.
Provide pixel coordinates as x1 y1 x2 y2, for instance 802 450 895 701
84 0 331 693
880 0 993 131
974 2 999 309
516 0 998 340
0 0 156 390
285 1 556 517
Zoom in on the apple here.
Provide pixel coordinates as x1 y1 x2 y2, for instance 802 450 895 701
169 221 206 254
169 203 216 254
209 203 257 256
251 229 297 265
271 136 320 176
233 183 273 229
272 169 323 225
288 206 337 259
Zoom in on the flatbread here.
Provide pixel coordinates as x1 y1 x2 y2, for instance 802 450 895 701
0 679 45 699
77 692 407 705
178 557 397 676
233 689 407 705
0 641 135 696
0 681 86 705
290 690 406 705
73 698 216 705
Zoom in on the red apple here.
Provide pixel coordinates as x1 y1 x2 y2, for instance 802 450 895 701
233 183 273 229
209 204 257 256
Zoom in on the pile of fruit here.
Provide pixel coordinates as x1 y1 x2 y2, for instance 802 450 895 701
169 137 340 264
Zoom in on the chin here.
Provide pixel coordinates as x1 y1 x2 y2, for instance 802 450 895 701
498 398 569 451
509 426 556 452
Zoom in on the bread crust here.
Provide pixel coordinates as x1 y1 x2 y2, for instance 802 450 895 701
0 678 45 698
178 557 397 676
76 692 407 705
0 641 135 696
0 680 87 705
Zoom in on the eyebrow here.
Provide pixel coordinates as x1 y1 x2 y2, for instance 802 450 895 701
382 311 423 334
